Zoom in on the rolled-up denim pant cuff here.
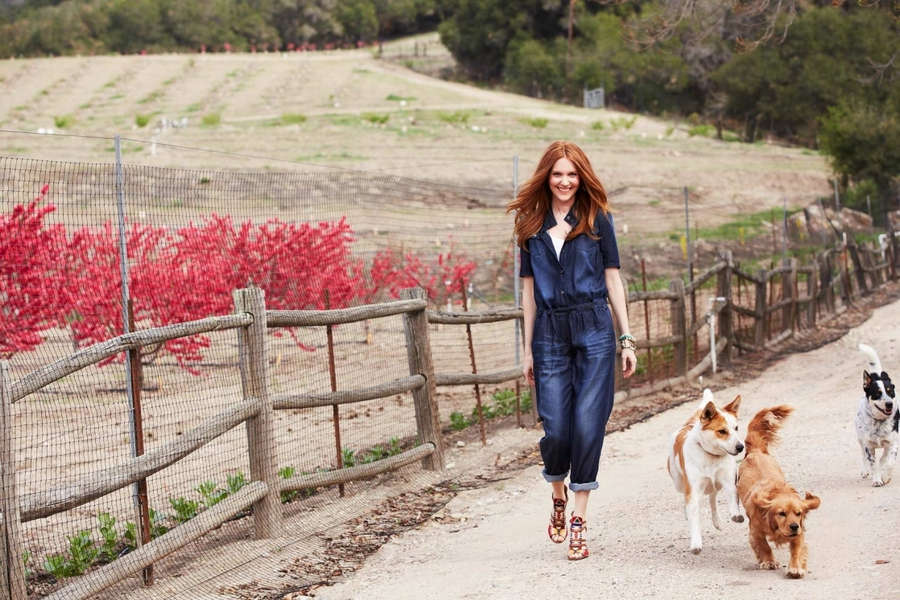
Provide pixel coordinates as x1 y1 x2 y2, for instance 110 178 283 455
569 481 599 492
542 469 568 483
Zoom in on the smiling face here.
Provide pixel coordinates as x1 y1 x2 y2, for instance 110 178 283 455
548 157 579 207
864 370 896 420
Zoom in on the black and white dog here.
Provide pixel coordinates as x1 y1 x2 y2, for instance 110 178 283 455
856 344 898 487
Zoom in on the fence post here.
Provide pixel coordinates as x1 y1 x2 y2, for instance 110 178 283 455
822 252 835 313
400 287 445 471
753 269 767 347
840 246 853 305
0 362 27 600
847 241 869 296
807 259 818 328
669 279 688 376
888 217 898 281
232 287 282 539
716 251 733 365
782 258 796 333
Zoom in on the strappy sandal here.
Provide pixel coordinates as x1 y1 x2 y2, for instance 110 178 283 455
547 489 568 543
567 514 589 560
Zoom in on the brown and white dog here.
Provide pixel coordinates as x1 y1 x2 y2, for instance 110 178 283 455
737 405 821 578
667 389 745 554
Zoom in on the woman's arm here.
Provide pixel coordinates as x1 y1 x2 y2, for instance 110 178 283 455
605 267 636 378
521 276 536 384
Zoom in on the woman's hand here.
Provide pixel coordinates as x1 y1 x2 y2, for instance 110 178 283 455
523 354 535 385
621 348 637 378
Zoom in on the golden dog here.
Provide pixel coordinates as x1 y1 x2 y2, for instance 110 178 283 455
737 406 821 578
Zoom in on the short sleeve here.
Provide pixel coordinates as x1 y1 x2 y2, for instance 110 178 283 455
519 240 534 277
598 213 620 269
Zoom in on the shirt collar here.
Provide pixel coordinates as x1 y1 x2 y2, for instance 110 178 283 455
541 206 579 234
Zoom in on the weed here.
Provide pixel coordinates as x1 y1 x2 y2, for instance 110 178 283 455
138 90 162 104
97 513 119 562
648 199 661 207
44 554 70 580
53 115 74 129
688 124 714 137
202 113 221 127
149 508 169 538
170 496 200 524
342 446 357 468
135 114 150 128
196 480 227 507
226 471 248 494
199 176 211 184
281 113 307 125
523 117 548 129
591 120 604 131
386 93 416 102
124 521 137 550
450 411 470 431
609 116 637 130
388 437 402 455
362 112 390 125
665 125 675 137
186 103 201 112
22 551 32 578
438 110 471 124
78 102 92 110
63 530 98 576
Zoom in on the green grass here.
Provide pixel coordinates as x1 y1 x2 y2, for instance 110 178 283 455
437 110 472 124
53 115 74 129
694 208 793 242
295 151 366 162
201 113 221 127
386 93 416 102
134 114 150 128
280 113 307 125
591 120 605 131
186 103 201 112
523 117 548 129
362 112 390 124
688 124 714 137
138 90 163 104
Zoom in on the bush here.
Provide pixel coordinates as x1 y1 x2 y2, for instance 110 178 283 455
201 113 221 127
135 114 150 128
281 113 307 125
53 115 74 129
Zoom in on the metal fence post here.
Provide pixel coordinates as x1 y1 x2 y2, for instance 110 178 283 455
114 135 149 564
1 362 27 600
233 286 282 538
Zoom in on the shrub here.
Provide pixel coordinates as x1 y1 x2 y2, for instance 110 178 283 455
201 113 221 127
53 114 74 129
362 112 390 124
591 120 604 131
135 114 150 128
281 113 307 125
523 117 548 128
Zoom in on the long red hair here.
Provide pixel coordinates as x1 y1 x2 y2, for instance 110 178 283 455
507 140 609 249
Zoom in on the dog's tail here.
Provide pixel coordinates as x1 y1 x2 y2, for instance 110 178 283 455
744 405 793 454
859 343 883 374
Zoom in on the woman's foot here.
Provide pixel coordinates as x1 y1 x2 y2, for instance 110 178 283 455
548 489 568 543
567 514 589 560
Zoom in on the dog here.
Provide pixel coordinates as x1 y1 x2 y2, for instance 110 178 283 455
667 388 744 554
856 344 898 487
737 405 821 578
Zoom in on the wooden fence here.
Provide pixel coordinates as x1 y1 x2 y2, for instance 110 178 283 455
2 235 897 600
0 287 442 600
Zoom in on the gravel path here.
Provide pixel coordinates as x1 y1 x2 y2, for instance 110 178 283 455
315 299 900 600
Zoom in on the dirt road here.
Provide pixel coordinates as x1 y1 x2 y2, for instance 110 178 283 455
315 299 900 600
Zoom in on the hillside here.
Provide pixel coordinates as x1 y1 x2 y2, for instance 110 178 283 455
0 35 831 248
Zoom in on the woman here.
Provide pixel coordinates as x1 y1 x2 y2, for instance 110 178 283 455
508 140 636 560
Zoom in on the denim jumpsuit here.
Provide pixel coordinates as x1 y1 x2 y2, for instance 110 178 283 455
520 208 619 492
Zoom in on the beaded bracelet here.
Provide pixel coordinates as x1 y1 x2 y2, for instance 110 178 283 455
618 333 636 351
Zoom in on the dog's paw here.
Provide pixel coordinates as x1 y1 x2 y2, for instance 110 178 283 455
785 567 806 579
690 544 702 555
758 560 778 570
873 478 885 487
731 514 745 523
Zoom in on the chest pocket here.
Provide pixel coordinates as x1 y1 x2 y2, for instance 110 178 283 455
572 236 602 291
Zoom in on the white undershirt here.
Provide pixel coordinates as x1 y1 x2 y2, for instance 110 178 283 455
549 232 565 259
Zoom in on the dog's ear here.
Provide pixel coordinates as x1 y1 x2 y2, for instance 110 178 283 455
722 395 741 416
802 492 821 512
701 401 717 422
864 370 872 387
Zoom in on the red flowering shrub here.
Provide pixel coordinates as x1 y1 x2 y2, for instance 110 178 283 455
364 246 476 307
0 185 68 358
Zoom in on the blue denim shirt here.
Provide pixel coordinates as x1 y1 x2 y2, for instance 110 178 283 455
519 208 620 312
